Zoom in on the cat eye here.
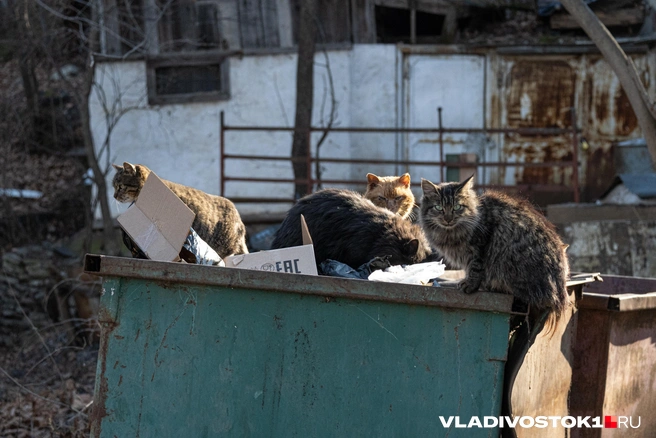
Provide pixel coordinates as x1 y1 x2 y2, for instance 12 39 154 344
433 205 443 211
454 204 462 211
395 196 405 201
377 196 386 202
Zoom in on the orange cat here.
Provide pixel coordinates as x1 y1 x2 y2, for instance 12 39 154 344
364 173 415 219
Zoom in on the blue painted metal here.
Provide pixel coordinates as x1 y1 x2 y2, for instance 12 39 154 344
86 255 514 437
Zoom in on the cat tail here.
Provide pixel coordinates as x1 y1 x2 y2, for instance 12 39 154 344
542 281 569 337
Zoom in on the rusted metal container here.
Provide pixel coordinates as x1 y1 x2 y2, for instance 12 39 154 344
571 275 656 437
507 274 598 438
85 255 515 437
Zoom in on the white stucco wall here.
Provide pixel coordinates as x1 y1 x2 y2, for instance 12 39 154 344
91 49 357 219
90 44 488 220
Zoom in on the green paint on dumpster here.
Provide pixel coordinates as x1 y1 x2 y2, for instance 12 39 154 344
86 255 514 437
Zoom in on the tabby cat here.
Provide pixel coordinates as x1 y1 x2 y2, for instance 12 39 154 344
271 188 431 269
420 175 570 317
364 173 415 219
112 162 248 258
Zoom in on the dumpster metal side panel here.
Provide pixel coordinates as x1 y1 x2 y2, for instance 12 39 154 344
570 309 611 438
87 256 513 437
571 275 656 438
511 287 579 438
601 310 656 437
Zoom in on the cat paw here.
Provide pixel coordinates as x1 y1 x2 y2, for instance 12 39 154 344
458 279 480 294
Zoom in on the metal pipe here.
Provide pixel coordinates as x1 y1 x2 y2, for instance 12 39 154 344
438 107 444 182
571 108 581 203
223 154 575 168
306 129 313 194
220 111 225 196
220 111 584 204
223 125 576 135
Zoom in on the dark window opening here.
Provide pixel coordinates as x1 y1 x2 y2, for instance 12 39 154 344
117 1 144 55
196 3 221 48
290 0 352 45
416 10 445 40
158 0 222 52
375 5 444 44
155 64 224 95
375 6 410 43
147 57 230 105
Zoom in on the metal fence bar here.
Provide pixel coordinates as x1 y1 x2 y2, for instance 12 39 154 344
223 154 576 168
223 125 575 135
218 109 581 204
571 109 581 203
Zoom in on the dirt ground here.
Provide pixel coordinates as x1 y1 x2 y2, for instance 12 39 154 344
0 308 97 437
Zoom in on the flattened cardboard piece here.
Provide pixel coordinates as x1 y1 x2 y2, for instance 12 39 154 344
224 215 317 276
300 215 312 245
117 172 195 262
224 246 317 275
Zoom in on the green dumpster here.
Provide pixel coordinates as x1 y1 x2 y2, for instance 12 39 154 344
85 255 515 437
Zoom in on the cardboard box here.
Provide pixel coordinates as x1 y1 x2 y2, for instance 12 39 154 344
117 173 195 262
224 215 318 276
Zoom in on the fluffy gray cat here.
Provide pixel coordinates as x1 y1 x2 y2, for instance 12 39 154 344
420 175 570 317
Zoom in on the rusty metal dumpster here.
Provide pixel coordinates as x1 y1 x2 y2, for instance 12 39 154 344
85 254 515 437
571 275 656 438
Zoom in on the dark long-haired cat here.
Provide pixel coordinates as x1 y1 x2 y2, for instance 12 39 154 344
271 189 431 269
112 162 248 258
364 173 416 219
420 176 570 318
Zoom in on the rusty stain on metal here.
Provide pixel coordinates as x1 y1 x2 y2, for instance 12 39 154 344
571 275 656 437
614 88 638 136
90 305 118 436
506 61 575 129
219 111 580 205
218 51 651 206
583 146 615 200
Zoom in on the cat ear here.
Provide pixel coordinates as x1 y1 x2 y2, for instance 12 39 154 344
366 173 380 187
421 178 438 195
123 162 137 174
456 174 475 193
404 239 420 256
112 163 122 172
398 173 411 188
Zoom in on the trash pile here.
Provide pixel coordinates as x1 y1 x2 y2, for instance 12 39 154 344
118 173 447 286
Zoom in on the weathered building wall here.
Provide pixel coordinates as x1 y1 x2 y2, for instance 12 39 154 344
548 204 656 277
91 51 354 218
91 44 656 220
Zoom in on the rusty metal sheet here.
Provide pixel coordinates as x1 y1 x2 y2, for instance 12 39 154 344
571 275 656 437
496 52 651 203
570 308 612 438
499 59 577 203
601 310 656 436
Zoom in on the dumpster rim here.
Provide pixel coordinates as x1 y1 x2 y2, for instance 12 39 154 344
84 254 516 314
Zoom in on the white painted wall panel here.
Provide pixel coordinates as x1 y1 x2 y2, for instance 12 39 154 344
404 54 486 185
91 51 353 218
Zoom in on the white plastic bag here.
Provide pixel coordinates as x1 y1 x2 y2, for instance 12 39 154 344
367 261 446 285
